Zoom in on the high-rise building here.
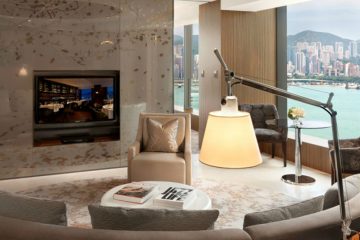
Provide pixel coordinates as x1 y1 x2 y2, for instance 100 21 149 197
174 54 184 79
335 42 344 60
344 63 350 77
350 41 358 57
321 51 331 66
296 42 308 51
345 49 351 59
295 51 306 74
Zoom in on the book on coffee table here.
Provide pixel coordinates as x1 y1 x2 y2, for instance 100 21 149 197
113 182 156 204
153 186 196 209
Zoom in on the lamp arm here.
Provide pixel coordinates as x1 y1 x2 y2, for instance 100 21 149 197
232 77 331 109
214 49 351 239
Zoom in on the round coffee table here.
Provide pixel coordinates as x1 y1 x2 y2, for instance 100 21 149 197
101 181 212 210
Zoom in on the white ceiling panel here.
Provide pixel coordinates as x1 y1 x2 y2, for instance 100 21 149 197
174 0 216 27
221 0 311 12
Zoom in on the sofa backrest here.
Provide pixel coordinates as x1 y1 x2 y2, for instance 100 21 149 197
245 178 360 240
323 174 360 210
0 215 252 240
88 205 219 231
239 104 279 129
0 191 67 226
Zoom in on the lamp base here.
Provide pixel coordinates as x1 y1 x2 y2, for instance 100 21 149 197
281 174 315 185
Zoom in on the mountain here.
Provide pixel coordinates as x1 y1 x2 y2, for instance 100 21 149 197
174 34 199 55
174 34 183 45
287 30 352 46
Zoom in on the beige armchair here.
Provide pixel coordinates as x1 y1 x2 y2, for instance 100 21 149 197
127 113 192 185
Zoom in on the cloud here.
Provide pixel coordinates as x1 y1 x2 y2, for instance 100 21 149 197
288 0 360 40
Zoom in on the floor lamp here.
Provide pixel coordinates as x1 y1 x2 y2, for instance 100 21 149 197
200 95 262 168
204 48 351 239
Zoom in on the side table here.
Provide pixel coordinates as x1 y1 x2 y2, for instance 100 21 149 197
282 120 331 185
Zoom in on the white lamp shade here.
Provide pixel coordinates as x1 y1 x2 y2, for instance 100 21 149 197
200 111 262 168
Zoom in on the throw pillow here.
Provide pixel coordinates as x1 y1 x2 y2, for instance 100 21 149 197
243 195 324 228
144 118 179 152
0 191 67 225
88 205 219 231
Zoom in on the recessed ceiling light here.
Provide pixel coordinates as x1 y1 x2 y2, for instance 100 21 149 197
100 40 114 45
18 66 28 77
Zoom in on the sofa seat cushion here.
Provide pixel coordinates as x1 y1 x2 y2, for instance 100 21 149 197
131 152 186 183
255 128 282 141
0 191 67 225
88 205 219 231
243 195 324 228
323 174 360 210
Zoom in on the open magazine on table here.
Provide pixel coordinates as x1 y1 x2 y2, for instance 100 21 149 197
113 182 157 204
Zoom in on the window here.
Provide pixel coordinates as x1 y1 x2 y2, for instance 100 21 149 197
287 0 360 139
174 26 185 111
191 24 199 114
173 24 199 114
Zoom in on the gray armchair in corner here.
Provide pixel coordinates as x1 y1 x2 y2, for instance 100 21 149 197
239 104 288 167
328 137 360 184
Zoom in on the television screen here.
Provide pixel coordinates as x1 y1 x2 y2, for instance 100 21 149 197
35 77 116 124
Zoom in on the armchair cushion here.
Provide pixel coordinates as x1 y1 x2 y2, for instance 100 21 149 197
243 195 324 228
144 118 179 153
143 115 186 152
0 191 67 225
131 152 186 183
255 128 282 142
88 205 219 231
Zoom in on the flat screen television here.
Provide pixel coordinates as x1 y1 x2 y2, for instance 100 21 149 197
33 70 120 146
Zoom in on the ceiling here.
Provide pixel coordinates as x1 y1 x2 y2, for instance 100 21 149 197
221 0 311 12
174 0 215 27
174 0 311 26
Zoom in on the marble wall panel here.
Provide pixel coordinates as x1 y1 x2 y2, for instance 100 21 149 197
0 0 173 179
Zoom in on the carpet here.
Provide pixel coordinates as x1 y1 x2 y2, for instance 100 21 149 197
18 177 298 229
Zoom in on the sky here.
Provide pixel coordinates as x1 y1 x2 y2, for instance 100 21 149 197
174 24 199 37
288 0 360 40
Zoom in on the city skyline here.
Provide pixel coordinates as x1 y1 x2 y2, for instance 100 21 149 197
288 0 360 40
287 33 360 78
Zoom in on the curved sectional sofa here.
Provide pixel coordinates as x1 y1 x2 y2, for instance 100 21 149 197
1 175 360 240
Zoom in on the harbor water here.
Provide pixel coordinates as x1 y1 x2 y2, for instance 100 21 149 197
174 84 360 140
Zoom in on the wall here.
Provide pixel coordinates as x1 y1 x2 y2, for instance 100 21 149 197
198 0 222 146
221 9 277 104
198 1 276 147
0 0 173 179
262 137 331 174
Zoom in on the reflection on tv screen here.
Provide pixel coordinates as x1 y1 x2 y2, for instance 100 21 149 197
37 77 115 124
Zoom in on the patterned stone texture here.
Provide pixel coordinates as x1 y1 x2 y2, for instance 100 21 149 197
0 0 173 179
17 177 298 229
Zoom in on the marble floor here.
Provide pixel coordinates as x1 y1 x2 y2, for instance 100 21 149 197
0 131 332 201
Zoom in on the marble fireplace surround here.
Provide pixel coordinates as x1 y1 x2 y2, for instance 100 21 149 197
0 0 173 179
